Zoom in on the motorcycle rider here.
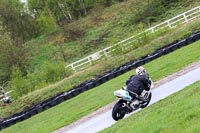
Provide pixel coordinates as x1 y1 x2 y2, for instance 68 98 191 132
125 66 151 100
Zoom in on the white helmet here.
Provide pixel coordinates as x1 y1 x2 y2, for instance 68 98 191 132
136 66 146 75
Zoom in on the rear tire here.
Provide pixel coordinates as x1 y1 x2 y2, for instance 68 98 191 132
140 93 151 108
112 100 126 121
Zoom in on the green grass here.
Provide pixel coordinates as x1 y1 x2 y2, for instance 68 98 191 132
101 81 200 133
1 39 200 132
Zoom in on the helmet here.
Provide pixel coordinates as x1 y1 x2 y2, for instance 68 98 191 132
136 66 146 75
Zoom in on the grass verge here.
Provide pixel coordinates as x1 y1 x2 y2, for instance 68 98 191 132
1 40 200 133
101 81 200 133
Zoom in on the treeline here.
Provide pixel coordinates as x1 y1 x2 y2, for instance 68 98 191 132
28 0 128 27
0 0 127 42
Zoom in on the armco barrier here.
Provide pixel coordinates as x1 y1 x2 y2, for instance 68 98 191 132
0 31 200 130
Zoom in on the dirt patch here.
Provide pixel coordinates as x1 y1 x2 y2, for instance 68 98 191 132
53 60 200 133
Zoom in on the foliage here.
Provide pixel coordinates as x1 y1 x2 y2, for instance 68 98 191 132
0 0 38 43
36 7 59 34
0 32 32 82
7 61 72 98
9 67 30 98
0 33 13 82
40 61 71 83
28 0 128 25
133 0 181 25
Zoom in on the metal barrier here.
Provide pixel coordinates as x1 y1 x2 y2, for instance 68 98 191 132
66 6 200 72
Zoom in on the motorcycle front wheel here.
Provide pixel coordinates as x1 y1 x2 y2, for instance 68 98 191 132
112 100 126 121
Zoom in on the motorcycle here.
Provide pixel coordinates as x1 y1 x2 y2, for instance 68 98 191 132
112 84 152 121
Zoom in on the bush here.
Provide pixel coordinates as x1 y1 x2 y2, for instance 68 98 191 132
40 61 68 83
9 67 30 98
8 61 73 99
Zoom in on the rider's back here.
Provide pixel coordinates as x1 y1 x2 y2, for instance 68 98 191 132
126 75 149 96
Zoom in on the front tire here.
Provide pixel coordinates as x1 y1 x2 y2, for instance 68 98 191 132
140 93 152 108
112 100 126 121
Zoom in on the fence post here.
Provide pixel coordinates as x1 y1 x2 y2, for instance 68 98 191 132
151 28 155 33
103 47 110 57
103 50 108 56
167 20 172 28
88 57 92 65
183 13 188 23
70 64 76 72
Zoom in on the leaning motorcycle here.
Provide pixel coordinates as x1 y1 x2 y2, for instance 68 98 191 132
112 85 152 121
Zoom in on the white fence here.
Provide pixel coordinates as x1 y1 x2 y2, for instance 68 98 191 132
66 6 200 72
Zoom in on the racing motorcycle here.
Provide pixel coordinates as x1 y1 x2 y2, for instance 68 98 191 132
112 84 152 121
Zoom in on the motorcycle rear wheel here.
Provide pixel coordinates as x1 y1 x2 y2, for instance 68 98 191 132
112 100 126 121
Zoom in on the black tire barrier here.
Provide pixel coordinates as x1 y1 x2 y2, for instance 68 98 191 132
107 73 115 80
99 75 109 84
36 106 43 113
21 113 29 120
1 31 200 131
93 80 100 87
86 82 95 90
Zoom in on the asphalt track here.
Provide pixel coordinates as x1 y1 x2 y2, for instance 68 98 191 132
61 66 200 133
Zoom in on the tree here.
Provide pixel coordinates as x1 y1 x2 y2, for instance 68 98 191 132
57 2 73 22
27 0 125 27
46 0 73 25
0 32 32 82
36 6 59 34
0 0 39 43
78 0 88 16
28 0 46 18
53 33 67 62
